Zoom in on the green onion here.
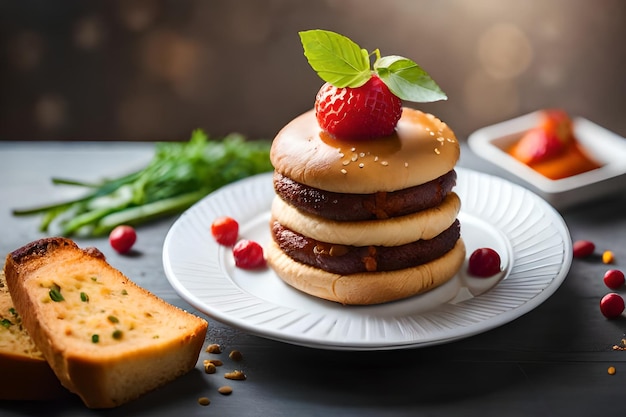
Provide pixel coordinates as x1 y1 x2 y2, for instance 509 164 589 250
80 292 89 302
112 330 123 340
49 285 64 302
12 130 273 237
1 318 13 328
107 315 119 324
92 334 100 343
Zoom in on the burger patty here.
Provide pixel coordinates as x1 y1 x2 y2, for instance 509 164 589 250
270 219 461 275
273 170 457 221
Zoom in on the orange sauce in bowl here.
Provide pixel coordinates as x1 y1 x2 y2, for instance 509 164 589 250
506 109 603 180
508 141 602 180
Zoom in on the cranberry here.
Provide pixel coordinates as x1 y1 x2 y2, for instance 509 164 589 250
468 248 501 277
211 216 239 246
600 293 625 319
109 225 137 254
572 240 595 258
604 269 625 290
233 240 266 269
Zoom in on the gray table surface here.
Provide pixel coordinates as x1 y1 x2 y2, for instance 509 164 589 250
1 140 625 416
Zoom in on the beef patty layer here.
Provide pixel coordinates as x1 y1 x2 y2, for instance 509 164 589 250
273 170 457 222
271 219 461 275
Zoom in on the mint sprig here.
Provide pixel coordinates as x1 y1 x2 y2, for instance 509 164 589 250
299 29 447 103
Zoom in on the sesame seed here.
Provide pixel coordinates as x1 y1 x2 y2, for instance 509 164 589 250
374 156 379 162
404 162 409 168
359 163 364 168
434 148 441 155
342 160 349 166
340 169 347 174
381 161 389 166
351 154 358 162
359 152 365 157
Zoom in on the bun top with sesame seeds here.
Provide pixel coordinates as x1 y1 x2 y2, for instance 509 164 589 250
270 108 460 194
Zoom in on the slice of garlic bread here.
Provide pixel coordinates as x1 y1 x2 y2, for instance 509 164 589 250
4 237 208 408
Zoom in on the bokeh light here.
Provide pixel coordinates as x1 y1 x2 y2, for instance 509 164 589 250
0 0 624 141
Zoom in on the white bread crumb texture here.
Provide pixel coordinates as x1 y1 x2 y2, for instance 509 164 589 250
29 262 195 350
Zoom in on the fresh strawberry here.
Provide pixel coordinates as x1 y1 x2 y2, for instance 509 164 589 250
300 30 446 141
512 109 575 164
314 75 402 140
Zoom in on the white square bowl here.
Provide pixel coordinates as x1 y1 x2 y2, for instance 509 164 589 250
467 111 626 210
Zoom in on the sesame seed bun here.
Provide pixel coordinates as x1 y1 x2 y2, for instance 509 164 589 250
270 108 460 194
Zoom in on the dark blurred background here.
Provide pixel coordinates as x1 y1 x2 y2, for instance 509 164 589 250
1 0 625 142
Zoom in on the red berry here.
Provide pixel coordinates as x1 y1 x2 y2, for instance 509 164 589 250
109 225 137 254
468 248 501 277
600 293 625 319
572 240 595 258
604 269 625 290
233 240 266 269
314 75 402 140
211 216 239 246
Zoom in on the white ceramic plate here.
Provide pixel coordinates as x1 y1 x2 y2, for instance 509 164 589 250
163 168 572 350
467 111 626 210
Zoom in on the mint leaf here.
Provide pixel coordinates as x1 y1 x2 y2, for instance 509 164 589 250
374 55 447 102
299 30 448 103
299 30 371 88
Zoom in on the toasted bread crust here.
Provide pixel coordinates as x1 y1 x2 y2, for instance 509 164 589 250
4 237 208 408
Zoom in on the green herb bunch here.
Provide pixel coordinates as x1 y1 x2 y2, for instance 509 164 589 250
13 130 273 236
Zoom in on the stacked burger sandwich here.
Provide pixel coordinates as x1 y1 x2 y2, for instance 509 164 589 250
266 30 465 305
